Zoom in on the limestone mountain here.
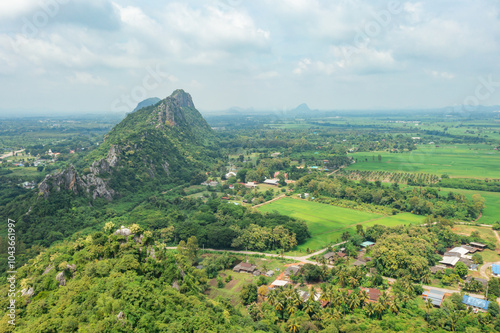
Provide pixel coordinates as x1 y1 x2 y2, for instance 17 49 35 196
291 103 311 114
132 97 161 112
38 89 219 200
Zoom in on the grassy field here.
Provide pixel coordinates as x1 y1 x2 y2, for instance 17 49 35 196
451 225 500 263
258 197 423 252
347 144 500 179
452 225 498 245
205 256 290 306
363 213 425 227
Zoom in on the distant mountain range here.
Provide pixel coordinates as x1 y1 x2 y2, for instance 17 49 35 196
132 97 161 112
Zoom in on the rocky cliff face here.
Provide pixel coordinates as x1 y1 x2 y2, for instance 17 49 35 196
152 98 186 128
171 89 195 108
38 144 120 201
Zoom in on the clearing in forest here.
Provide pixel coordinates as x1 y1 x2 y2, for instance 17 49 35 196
258 198 424 251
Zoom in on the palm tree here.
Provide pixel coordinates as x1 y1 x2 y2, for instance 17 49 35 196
375 302 386 319
389 299 400 314
291 290 302 307
348 293 360 310
323 307 342 321
378 291 390 309
287 302 297 316
267 289 277 306
332 289 343 308
425 299 433 323
288 319 300 333
320 264 329 280
364 302 376 318
422 273 431 285
275 298 285 313
359 290 369 306
303 298 316 316
399 293 411 307
348 276 359 288
337 269 347 287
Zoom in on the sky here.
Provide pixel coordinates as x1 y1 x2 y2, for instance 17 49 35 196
1 0 500 114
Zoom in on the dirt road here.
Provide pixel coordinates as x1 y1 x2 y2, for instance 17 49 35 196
0 149 25 159
252 194 286 208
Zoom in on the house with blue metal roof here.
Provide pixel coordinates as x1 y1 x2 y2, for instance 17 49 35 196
492 264 500 277
462 295 489 311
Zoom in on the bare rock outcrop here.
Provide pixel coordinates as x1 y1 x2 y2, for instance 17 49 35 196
114 226 132 237
21 287 34 297
38 144 119 201
42 265 54 276
56 272 66 286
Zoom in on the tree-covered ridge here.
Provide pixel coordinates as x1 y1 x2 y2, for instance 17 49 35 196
0 228 255 332
0 193 310 277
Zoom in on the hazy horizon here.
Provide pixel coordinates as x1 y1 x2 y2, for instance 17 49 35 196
1 0 500 115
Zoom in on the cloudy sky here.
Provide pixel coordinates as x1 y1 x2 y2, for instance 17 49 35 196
1 0 500 114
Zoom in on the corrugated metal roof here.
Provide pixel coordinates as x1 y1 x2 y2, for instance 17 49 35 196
440 256 459 266
271 280 288 287
492 264 500 275
423 289 445 307
450 247 469 256
462 295 489 310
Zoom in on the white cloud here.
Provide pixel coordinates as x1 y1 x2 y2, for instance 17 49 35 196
162 3 270 58
0 0 39 19
255 71 279 79
427 70 455 79
1 0 500 112
68 72 108 86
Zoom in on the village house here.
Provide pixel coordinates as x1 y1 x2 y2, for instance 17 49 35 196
352 259 366 267
284 266 301 277
462 295 489 313
263 178 279 186
439 245 474 267
225 171 237 179
270 280 288 288
430 265 447 274
323 252 336 263
492 264 500 277
360 241 375 248
464 276 488 289
422 289 446 307
361 288 381 303
245 181 258 189
233 262 257 274
469 242 487 251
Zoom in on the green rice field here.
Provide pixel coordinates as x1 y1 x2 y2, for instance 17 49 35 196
347 144 500 179
258 197 424 251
